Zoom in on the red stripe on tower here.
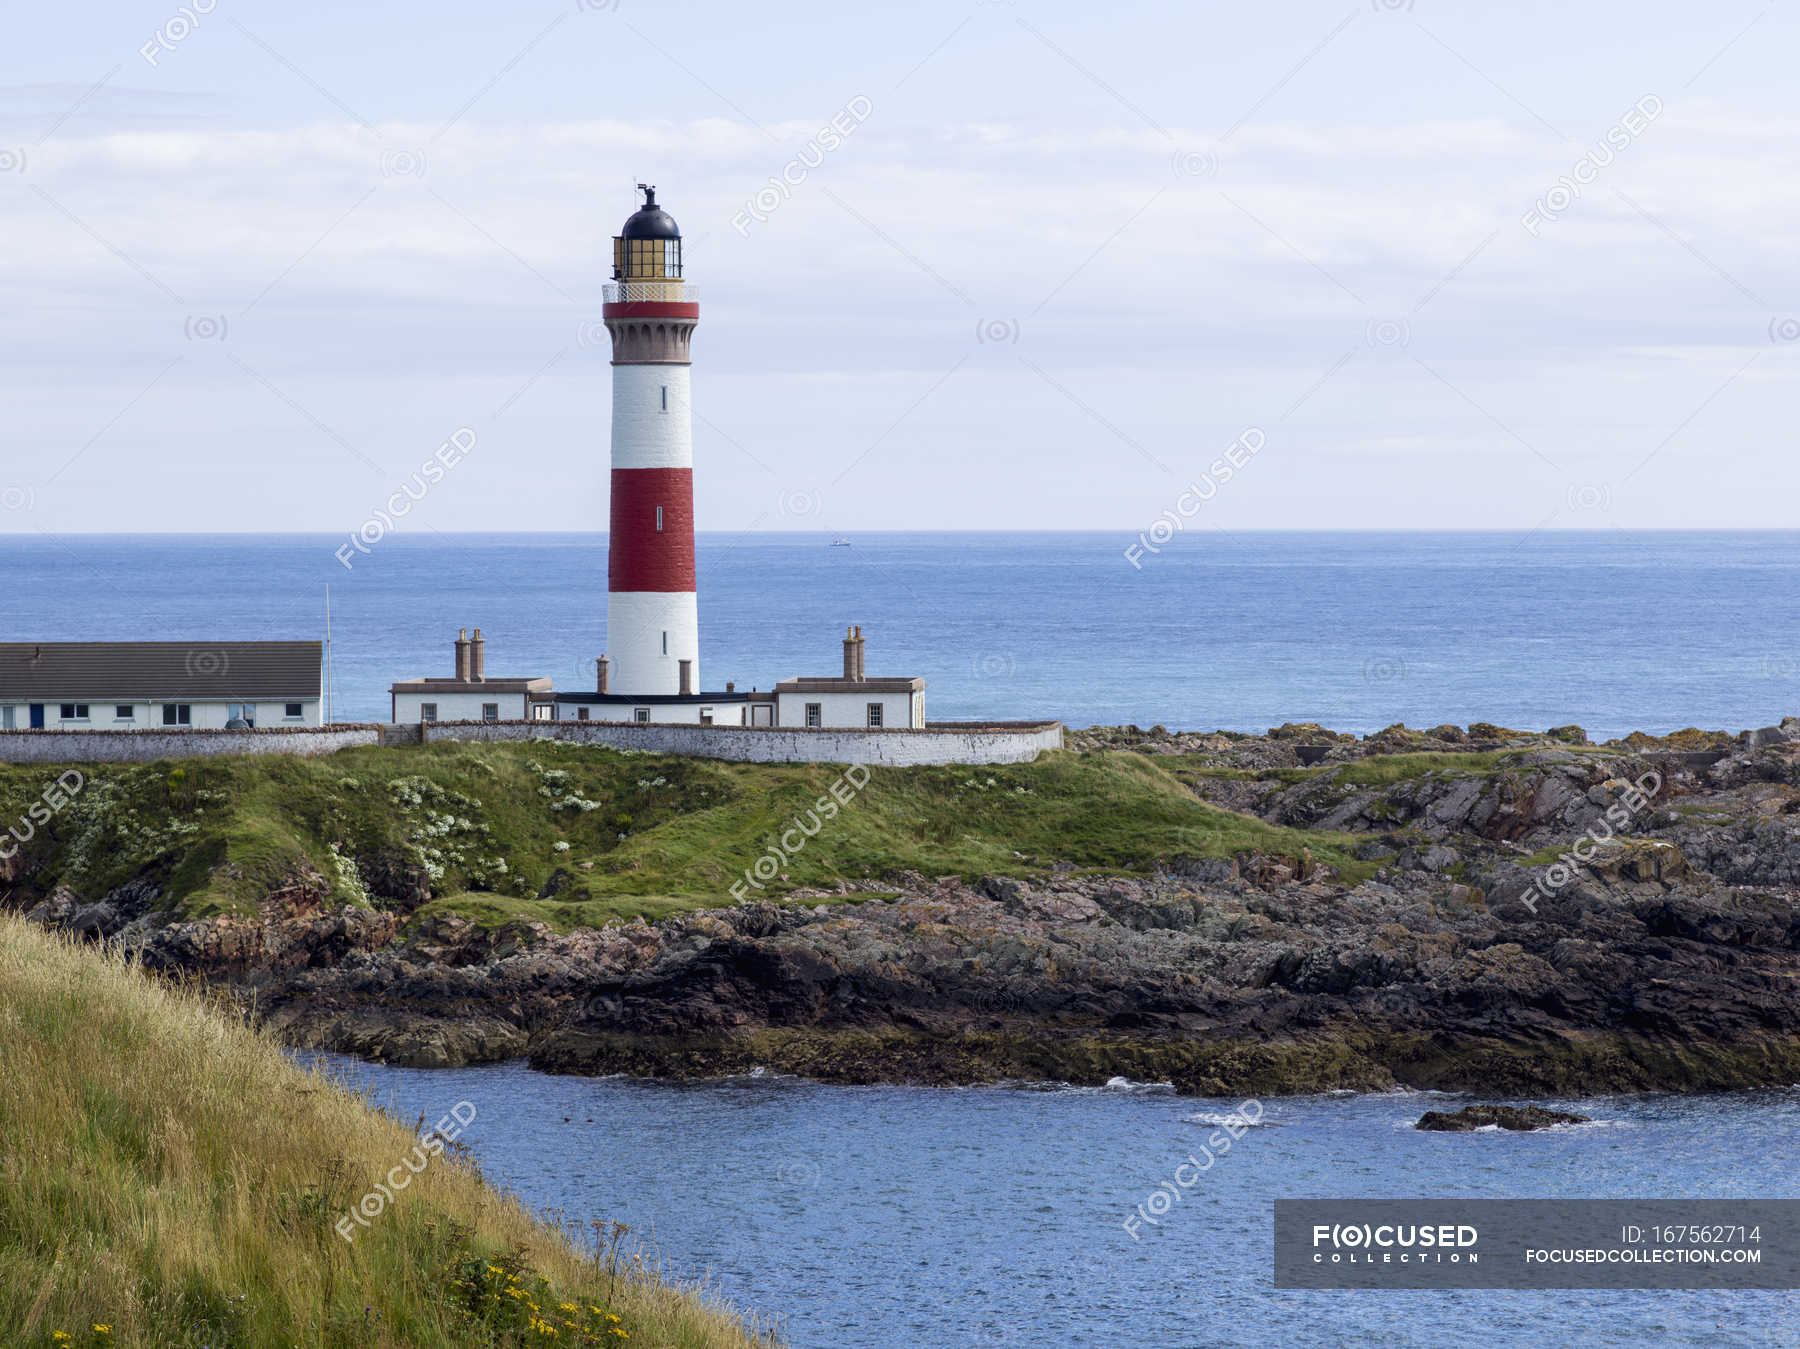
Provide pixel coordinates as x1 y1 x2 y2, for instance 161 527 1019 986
608 468 695 591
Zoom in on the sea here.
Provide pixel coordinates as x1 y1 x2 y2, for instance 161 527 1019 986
6 529 1800 738
20 529 1800 1345
308 1055 1800 1349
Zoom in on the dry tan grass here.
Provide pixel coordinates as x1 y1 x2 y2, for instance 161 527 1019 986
0 912 777 1348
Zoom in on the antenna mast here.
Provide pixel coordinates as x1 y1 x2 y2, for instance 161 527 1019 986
324 584 334 724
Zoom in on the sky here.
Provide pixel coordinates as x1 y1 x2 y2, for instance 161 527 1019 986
2 0 1797 535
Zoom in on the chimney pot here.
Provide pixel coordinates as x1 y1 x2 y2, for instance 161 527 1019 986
725 681 734 692
454 630 471 681
843 626 857 680
470 628 485 682
597 655 610 695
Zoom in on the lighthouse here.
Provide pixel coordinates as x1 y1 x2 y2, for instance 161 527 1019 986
603 185 700 698
531 183 929 730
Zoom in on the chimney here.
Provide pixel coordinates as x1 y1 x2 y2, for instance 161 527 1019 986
725 681 734 692
854 625 866 681
678 658 693 696
597 655 610 695
843 625 857 680
470 628 485 682
454 629 470 681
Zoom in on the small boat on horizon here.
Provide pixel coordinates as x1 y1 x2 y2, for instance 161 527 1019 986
829 536 851 547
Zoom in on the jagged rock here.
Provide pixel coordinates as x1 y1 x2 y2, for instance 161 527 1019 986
25 885 80 929
355 844 433 910
69 903 119 938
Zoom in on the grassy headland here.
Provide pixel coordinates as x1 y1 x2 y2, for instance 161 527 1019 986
0 743 1376 927
0 911 771 1347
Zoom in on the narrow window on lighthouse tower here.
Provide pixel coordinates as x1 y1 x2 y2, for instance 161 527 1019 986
661 631 669 655
656 505 664 532
660 384 668 412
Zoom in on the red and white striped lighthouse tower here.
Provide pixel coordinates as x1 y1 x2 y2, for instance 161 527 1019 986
603 185 700 697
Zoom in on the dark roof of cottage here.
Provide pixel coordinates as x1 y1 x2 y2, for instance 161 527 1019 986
773 676 925 694
390 677 552 694
554 690 751 704
0 642 322 700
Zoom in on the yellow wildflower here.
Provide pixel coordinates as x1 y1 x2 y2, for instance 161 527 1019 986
94 1328 113 1336
560 1302 577 1312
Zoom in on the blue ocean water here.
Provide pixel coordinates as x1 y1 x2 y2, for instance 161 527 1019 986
4 531 1799 738
308 1055 1800 1349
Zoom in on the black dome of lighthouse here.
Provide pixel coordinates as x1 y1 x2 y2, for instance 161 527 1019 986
621 185 680 240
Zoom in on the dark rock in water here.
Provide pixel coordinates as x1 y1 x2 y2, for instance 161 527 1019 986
1416 1105 1591 1132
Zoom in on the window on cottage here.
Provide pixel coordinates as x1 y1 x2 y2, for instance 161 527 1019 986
634 708 650 723
284 702 303 719
700 707 713 725
1 707 14 730
420 703 438 723
577 707 590 721
481 704 499 722
227 704 256 727
60 704 89 721
162 704 191 726
115 705 135 720
867 703 883 728
805 703 822 728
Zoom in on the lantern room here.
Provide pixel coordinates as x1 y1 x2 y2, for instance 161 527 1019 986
612 183 683 282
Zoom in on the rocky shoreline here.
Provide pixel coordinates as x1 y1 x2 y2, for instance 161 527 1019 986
14 718 1800 1096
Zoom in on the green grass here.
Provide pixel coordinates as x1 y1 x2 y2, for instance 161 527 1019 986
0 743 1378 926
0 912 773 1348
1173 748 1617 793
1330 751 1541 786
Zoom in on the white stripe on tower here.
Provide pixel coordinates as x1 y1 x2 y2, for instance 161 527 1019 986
611 366 692 469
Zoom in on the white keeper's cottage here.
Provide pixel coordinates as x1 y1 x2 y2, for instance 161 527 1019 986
0 642 323 730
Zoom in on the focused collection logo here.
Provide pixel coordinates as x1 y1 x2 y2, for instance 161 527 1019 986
1310 1220 1481 1265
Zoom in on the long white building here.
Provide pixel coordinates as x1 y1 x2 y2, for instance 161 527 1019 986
0 641 323 730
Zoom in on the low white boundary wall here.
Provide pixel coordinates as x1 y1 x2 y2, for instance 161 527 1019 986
0 720 1062 767
0 725 384 764
425 719 1065 766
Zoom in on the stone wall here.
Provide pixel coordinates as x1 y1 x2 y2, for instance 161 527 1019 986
0 719 1063 767
423 719 1064 766
0 724 384 764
